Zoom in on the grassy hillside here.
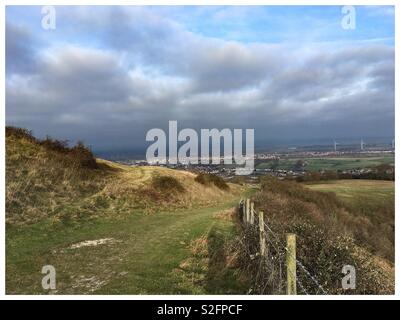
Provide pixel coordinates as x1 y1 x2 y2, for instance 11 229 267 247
242 177 394 294
6 127 242 225
6 127 250 294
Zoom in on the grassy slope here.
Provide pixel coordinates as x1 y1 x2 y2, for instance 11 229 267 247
6 133 252 294
305 180 394 201
306 180 394 230
306 179 394 262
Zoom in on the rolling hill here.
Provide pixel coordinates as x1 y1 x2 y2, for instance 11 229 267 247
6 127 242 225
6 127 250 294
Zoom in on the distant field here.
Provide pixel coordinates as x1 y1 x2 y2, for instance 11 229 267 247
306 179 394 204
256 155 394 171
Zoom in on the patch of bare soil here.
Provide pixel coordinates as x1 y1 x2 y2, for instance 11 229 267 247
69 238 121 249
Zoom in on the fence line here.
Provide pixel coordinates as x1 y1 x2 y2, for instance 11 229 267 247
238 198 327 295
261 228 309 295
262 221 327 295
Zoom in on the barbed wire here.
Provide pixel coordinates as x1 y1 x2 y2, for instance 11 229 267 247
240 199 325 294
262 231 309 295
240 199 395 295
262 221 328 295
264 224 327 294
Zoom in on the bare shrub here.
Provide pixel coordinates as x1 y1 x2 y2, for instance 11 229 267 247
152 175 185 194
6 126 98 169
195 173 229 190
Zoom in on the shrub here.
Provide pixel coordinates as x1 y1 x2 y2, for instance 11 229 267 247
152 175 185 194
195 173 229 190
237 176 394 294
40 136 69 153
6 126 98 169
6 126 37 142
69 141 98 169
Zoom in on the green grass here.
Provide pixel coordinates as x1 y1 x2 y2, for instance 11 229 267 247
6 192 255 295
256 155 394 171
306 180 394 208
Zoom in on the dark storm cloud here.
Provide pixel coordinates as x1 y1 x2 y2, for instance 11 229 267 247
6 23 40 74
262 44 394 104
5 7 395 151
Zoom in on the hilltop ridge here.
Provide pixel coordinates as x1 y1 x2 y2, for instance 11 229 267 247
6 127 241 225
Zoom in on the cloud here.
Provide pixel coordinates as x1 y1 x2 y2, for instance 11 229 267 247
6 23 39 74
5 6 395 151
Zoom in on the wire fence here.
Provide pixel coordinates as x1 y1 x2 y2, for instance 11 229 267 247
239 198 327 295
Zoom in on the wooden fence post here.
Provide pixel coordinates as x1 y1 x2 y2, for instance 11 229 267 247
286 233 297 295
258 211 266 257
250 202 255 225
246 199 250 224
239 199 243 222
242 200 247 223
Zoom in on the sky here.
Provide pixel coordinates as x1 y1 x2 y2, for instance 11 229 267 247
6 5 395 153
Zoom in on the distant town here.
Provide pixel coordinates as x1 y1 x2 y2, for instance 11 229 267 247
111 140 395 181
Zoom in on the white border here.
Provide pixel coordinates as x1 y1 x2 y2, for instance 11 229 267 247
1 0 398 300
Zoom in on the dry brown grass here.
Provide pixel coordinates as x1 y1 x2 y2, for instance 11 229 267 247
6 132 243 225
6 132 107 225
94 159 242 215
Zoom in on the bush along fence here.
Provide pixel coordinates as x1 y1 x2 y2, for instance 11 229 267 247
238 198 328 295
